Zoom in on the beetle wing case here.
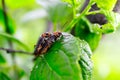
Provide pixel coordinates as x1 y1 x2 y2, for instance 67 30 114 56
34 32 62 56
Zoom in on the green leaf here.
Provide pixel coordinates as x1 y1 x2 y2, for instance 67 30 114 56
83 33 102 51
0 9 16 34
37 0 73 23
0 72 10 80
30 33 82 80
48 2 72 23
101 11 120 33
102 23 115 33
85 10 120 33
94 0 117 11
0 54 6 64
0 33 29 50
30 33 93 80
72 17 102 51
79 40 93 80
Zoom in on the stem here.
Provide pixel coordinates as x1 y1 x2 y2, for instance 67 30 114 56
0 47 33 55
86 10 101 15
63 1 94 32
72 0 76 17
2 0 10 33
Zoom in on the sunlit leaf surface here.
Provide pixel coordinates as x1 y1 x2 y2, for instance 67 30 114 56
30 33 93 80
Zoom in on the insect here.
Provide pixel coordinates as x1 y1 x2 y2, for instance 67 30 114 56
34 31 62 56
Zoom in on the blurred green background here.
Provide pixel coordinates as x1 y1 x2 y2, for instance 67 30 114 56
0 0 120 80
92 28 120 80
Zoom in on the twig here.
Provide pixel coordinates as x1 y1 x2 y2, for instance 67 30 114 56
0 47 33 55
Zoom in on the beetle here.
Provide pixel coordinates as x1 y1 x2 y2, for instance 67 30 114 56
34 32 62 56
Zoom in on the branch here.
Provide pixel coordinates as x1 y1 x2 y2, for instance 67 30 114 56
0 47 33 55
